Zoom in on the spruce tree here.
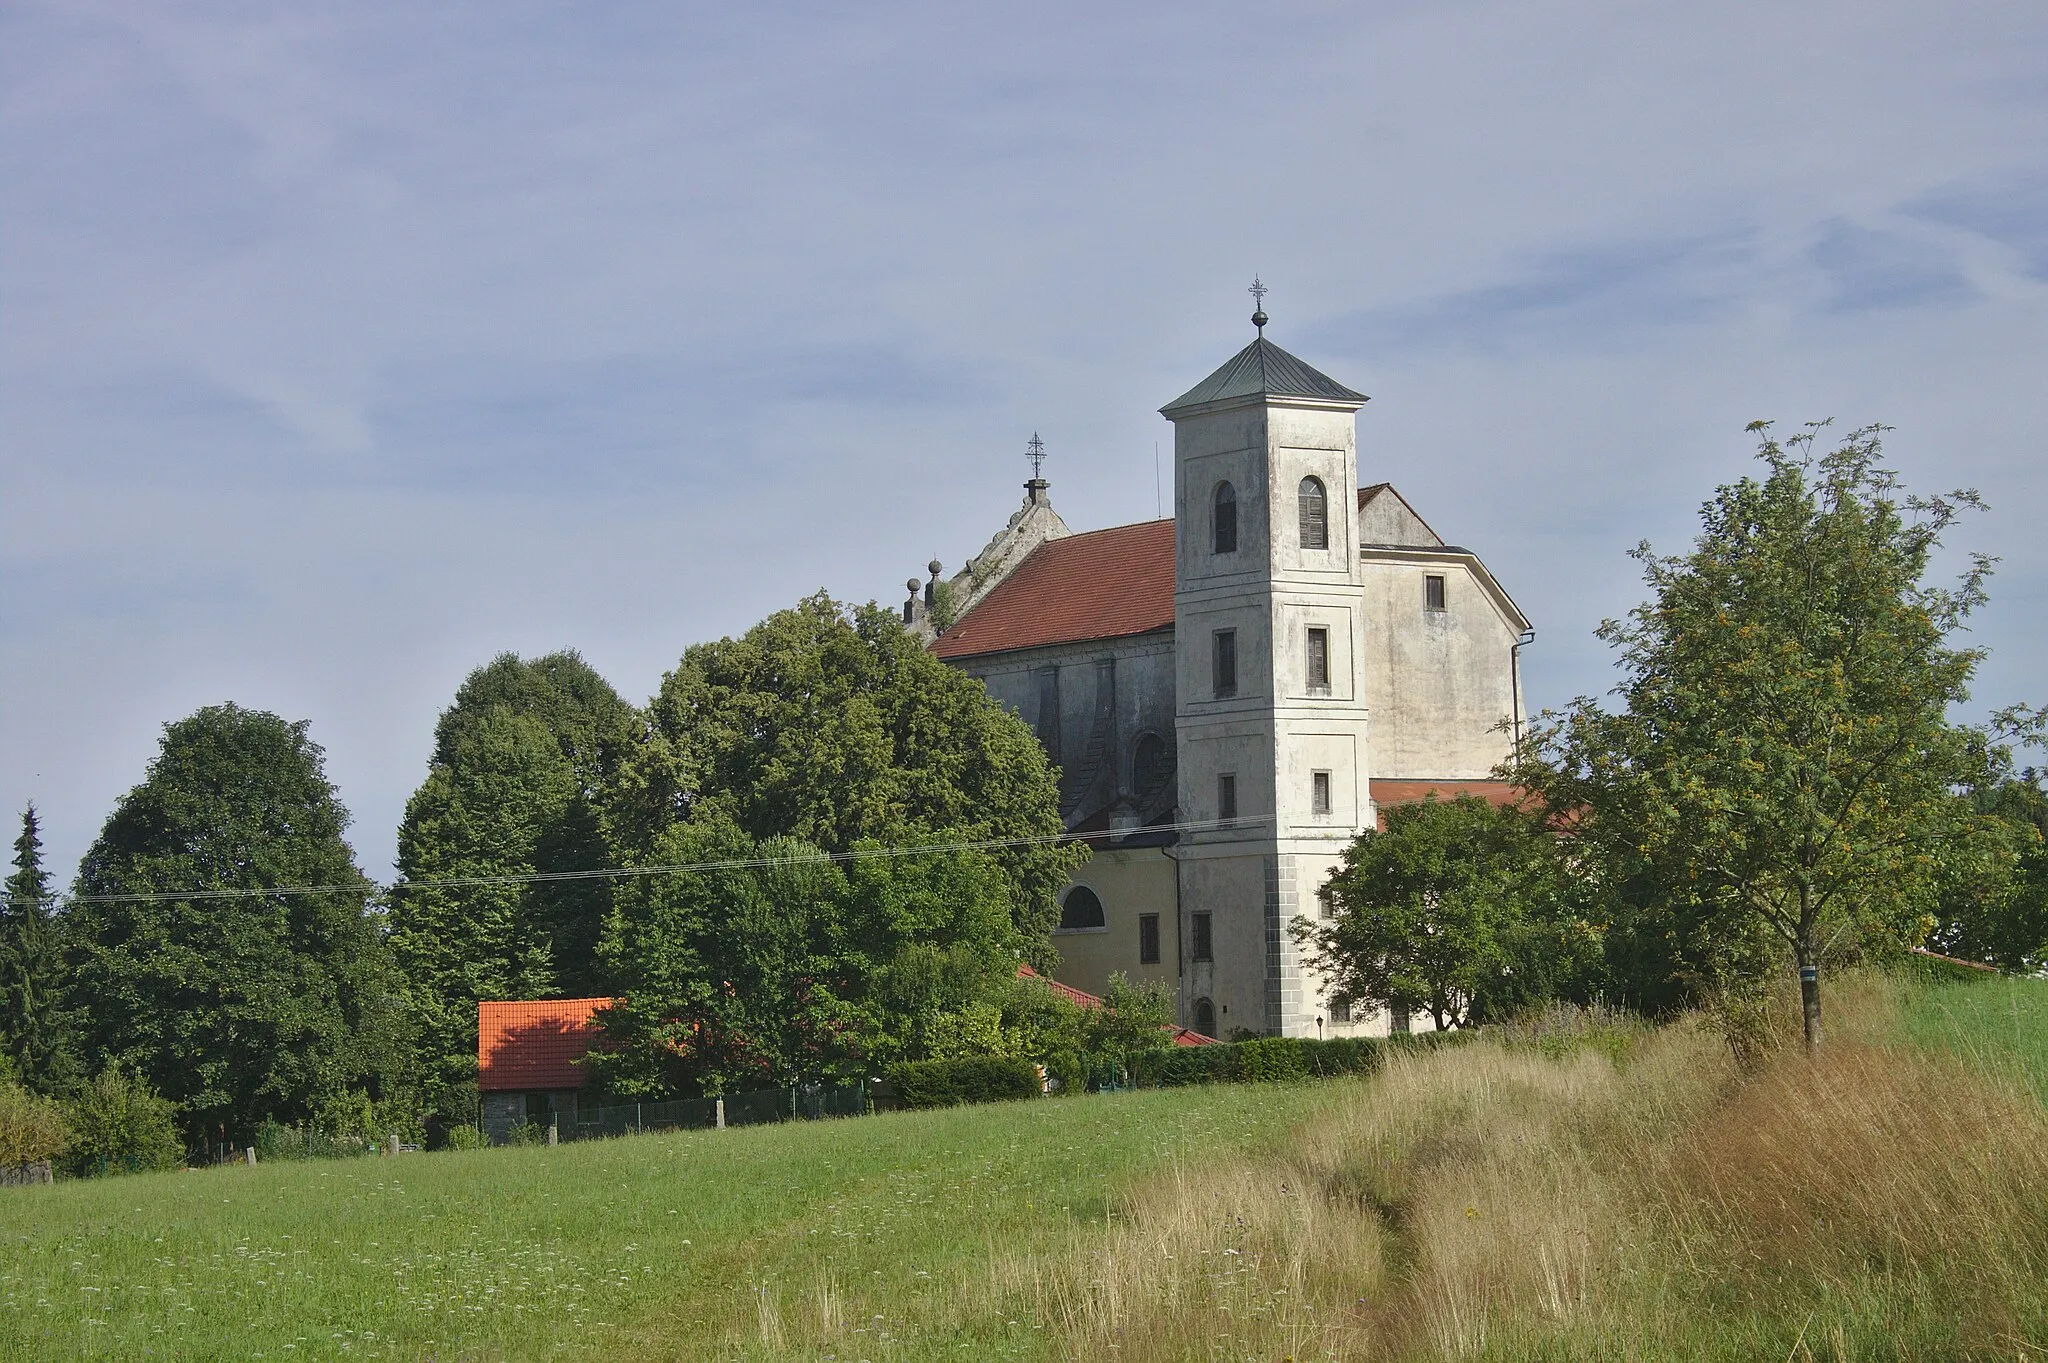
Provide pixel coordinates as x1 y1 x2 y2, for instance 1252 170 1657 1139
2 805 77 1091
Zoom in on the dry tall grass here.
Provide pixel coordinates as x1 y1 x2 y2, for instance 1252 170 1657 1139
1034 973 2048 1362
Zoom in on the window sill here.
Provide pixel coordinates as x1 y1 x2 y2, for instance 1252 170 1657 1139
1052 926 1110 935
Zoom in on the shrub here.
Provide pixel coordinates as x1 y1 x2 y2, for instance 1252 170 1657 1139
60 1069 184 1177
1043 1050 1086 1097
886 1056 1041 1109
441 1123 487 1151
0 1082 70 1168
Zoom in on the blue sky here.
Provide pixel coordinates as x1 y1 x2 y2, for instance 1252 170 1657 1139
5 0 2045 881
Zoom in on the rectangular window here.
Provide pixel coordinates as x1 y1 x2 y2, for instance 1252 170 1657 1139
1212 629 1238 698
1306 626 1329 691
1191 911 1213 963
1330 997 1352 1025
1217 772 1238 824
1138 913 1161 965
1312 770 1332 816
1424 574 1447 611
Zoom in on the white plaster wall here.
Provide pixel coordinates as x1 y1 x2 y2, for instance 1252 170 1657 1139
1360 551 1526 781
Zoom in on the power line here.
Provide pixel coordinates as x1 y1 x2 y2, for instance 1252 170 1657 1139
3 815 1275 909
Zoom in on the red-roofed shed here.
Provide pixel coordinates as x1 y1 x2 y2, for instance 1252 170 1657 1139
477 998 613 1093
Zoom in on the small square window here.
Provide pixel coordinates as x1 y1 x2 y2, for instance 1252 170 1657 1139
1312 770 1332 816
1306 626 1329 691
1213 629 1238 698
1331 997 1353 1025
1217 772 1238 824
1191 911 1214 963
1424 574 1447 611
1138 913 1161 965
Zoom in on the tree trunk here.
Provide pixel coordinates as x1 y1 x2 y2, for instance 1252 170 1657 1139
1796 943 1821 1052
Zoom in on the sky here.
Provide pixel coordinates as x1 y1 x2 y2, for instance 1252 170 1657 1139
4 0 2045 884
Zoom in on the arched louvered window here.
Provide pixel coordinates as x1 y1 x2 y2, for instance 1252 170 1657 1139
1299 476 1328 550
1057 885 1106 931
1193 997 1217 1037
1213 482 1238 555
1131 732 1172 805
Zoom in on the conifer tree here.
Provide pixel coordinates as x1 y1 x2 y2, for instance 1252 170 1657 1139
1 805 77 1091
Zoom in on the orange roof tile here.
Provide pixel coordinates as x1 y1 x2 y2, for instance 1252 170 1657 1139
477 998 614 1092
932 519 1176 660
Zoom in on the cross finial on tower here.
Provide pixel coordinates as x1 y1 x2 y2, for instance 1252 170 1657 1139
1026 431 1046 482
1249 275 1269 333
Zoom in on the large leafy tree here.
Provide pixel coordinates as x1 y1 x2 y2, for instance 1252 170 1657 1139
68 705 401 1142
1928 770 2048 971
609 594 1082 948
387 651 635 1109
1294 795 1598 1030
1519 423 2013 1047
2 806 79 1091
586 823 1027 1096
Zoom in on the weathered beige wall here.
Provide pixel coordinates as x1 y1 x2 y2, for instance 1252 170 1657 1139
1360 549 1526 781
1050 846 1178 997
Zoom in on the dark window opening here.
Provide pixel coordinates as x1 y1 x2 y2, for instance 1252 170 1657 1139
1217 773 1238 824
1424 574 1447 611
1139 913 1161 965
1306 626 1329 690
1299 476 1328 550
1331 997 1353 1025
1213 482 1238 554
1034 667 1061 752
1213 629 1237 698
1191 911 1214 963
1193 996 1217 1037
1057 885 1105 931
1312 770 1333 816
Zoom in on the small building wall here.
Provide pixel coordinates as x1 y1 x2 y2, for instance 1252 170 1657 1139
1360 550 1525 782
1049 845 1179 997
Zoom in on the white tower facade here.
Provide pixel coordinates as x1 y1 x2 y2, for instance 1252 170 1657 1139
1164 330 1373 1038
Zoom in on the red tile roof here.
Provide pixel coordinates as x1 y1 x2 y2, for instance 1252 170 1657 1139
1017 964 1218 1045
477 998 614 1092
931 519 1176 660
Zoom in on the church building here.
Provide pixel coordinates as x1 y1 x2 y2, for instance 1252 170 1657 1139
906 307 1531 1040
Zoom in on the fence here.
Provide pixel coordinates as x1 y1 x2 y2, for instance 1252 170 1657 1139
556 1080 869 1143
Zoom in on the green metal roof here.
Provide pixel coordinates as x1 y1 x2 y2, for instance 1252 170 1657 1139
1160 336 1367 417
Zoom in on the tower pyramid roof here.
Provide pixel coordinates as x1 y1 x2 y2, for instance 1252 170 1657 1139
1160 335 1366 417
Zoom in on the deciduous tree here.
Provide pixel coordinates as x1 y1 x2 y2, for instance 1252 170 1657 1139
1518 423 2016 1048
1295 795 1597 1031
68 705 401 1141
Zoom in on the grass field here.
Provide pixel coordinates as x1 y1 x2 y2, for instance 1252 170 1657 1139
4 969 2045 1362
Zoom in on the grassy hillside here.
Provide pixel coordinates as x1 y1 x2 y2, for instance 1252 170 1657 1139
4 970 2043 1362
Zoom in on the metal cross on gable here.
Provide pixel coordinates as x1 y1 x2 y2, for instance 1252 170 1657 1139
1026 431 1046 481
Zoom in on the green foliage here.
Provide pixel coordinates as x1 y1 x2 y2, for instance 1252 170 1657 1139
1041 1049 1086 1096
0 1081 70 1167
389 652 637 1114
59 1068 184 1177
587 822 1027 1097
1519 423 2014 1036
1928 769 2048 971
440 1122 487 1151
609 594 1084 951
1297 794 1599 1030
884 1056 1041 1108
1 805 78 1091
1127 1032 1454 1087
67 704 403 1141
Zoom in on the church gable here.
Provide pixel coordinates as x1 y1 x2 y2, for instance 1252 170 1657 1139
1357 483 1444 548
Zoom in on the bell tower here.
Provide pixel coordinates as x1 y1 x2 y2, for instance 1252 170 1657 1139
1163 288 1372 1037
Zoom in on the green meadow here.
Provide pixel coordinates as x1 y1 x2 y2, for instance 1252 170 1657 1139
5 969 2046 1363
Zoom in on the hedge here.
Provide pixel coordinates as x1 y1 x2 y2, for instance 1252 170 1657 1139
1129 1030 1468 1088
885 1056 1042 1109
